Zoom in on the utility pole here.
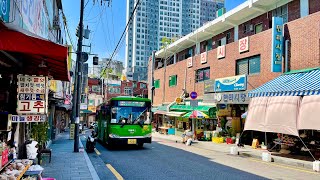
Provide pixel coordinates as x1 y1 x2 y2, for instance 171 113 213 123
150 51 155 125
73 0 85 152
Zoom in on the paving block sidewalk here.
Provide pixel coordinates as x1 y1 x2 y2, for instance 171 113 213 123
152 132 314 170
41 132 100 180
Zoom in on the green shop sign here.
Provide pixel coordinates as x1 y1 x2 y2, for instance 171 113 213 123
0 0 10 22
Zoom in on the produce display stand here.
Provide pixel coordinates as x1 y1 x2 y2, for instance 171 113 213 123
0 159 13 171
16 163 32 180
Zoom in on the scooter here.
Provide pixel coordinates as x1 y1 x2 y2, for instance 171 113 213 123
86 131 97 153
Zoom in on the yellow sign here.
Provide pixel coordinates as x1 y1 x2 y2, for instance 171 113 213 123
70 124 75 140
88 106 97 113
49 80 57 92
217 109 231 116
68 45 72 71
175 97 183 104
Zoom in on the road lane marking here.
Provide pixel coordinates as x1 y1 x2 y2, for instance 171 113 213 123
94 148 101 155
106 164 124 180
249 158 319 175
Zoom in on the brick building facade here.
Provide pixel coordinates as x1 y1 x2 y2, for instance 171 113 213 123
150 0 320 106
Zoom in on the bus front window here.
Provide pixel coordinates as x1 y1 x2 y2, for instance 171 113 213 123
111 106 151 125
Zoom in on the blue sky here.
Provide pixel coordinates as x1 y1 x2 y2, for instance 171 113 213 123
62 0 245 65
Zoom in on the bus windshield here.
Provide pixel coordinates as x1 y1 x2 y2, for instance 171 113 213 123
111 106 150 125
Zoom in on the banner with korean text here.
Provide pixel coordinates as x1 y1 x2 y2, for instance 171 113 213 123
16 75 48 122
271 17 284 72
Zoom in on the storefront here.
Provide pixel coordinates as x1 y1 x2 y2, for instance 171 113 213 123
245 68 320 160
151 105 168 129
169 104 216 138
203 75 249 143
0 21 69 158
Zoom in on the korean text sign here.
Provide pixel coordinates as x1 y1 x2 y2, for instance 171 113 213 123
214 75 247 92
271 17 284 72
239 37 249 53
17 75 48 114
10 115 46 123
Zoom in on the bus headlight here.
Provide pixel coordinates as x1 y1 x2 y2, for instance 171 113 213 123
109 134 120 138
143 133 152 138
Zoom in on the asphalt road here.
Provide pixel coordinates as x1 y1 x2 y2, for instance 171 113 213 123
81 134 267 180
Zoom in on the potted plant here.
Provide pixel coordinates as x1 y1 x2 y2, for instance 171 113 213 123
31 122 49 150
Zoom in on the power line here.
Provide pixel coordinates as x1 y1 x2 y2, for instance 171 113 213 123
61 10 76 52
110 4 116 47
100 0 142 78
89 3 107 46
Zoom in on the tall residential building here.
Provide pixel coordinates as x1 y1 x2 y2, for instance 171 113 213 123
125 0 225 81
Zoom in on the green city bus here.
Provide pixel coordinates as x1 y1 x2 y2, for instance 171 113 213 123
96 96 152 147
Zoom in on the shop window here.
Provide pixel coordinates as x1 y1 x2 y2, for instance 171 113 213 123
154 79 160 88
254 23 263 34
124 87 132 95
236 55 261 75
169 75 177 87
196 67 210 82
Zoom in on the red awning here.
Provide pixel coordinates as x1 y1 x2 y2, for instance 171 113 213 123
0 22 70 81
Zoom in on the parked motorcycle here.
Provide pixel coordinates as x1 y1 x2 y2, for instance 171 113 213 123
86 131 97 153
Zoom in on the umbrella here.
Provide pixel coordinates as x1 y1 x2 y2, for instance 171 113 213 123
241 111 248 118
183 110 209 119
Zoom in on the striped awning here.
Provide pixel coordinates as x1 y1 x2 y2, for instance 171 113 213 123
249 68 320 97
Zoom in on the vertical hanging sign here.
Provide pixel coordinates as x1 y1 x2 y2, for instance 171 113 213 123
271 17 284 72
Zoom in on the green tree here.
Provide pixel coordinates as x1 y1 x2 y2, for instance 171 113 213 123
160 37 172 49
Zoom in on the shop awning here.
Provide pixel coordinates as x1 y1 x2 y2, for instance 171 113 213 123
0 22 70 81
165 111 186 117
245 96 300 136
170 105 214 112
154 110 167 115
248 68 320 97
152 105 168 112
81 109 93 114
298 95 320 130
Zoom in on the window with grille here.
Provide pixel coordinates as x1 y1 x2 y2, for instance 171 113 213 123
196 67 210 82
169 75 177 87
236 55 261 75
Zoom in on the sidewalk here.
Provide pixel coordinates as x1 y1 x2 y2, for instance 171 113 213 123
152 132 314 170
41 131 100 180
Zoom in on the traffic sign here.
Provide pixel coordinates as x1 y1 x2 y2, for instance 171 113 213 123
190 91 198 99
190 100 199 107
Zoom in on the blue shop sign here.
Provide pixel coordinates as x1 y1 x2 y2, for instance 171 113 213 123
214 75 247 92
0 0 10 22
271 17 284 72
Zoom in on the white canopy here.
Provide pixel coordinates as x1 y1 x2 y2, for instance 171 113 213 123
244 96 300 136
298 95 320 130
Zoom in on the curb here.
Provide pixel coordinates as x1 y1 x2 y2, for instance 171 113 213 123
80 139 101 180
153 134 314 170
